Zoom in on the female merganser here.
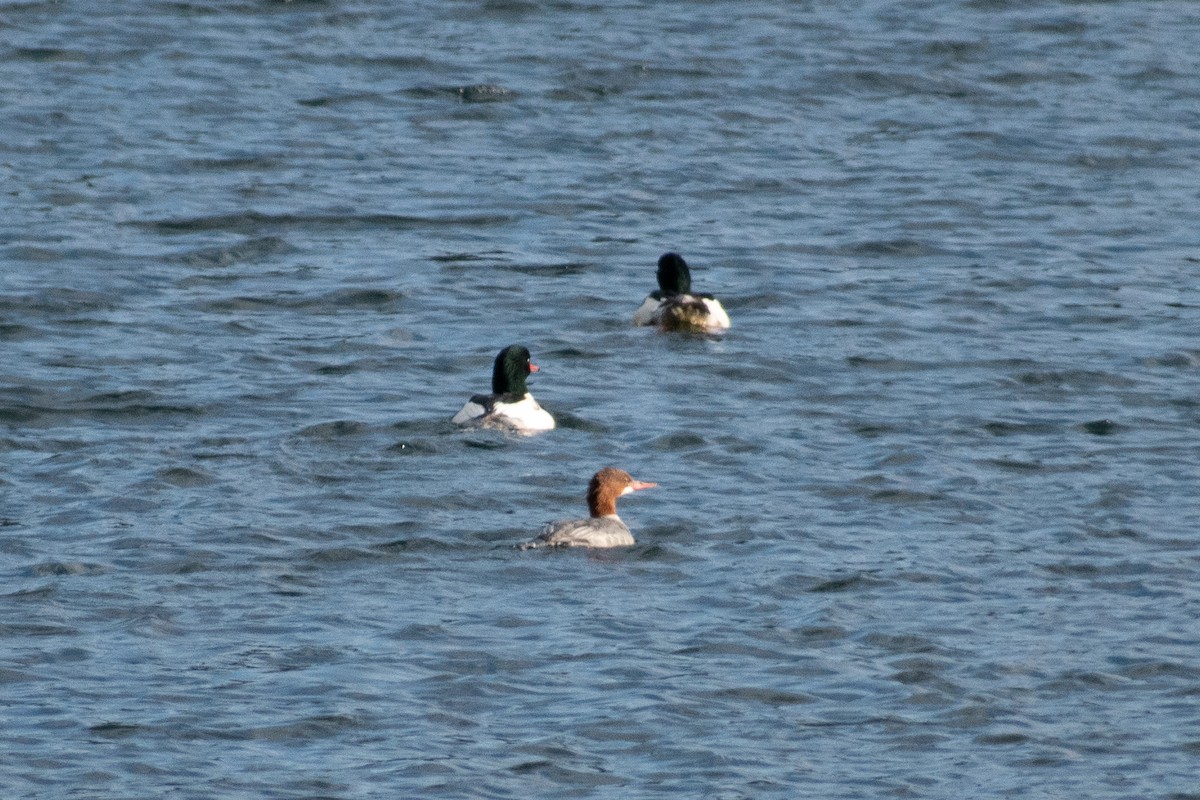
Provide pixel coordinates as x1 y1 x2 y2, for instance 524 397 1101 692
632 252 731 333
520 467 657 549
452 344 555 433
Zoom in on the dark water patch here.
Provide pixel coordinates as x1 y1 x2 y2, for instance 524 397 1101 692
235 714 364 742
9 47 89 62
1145 350 1200 369
389 419 451 437
1044 670 1127 693
176 236 292 268
407 84 517 102
649 432 706 451
28 561 107 577
312 358 374 376
182 154 284 171
202 288 404 314
890 656 957 686
460 436 512 451
1017 13 1090 34
922 39 988 60
0 322 39 339
303 546 383 566
429 251 504 263
846 355 934 372
986 69 1091 87
4 245 64 262
822 69 976 100
324 53 438 70
499 261 594 277
810 573 887 594
976 731 1032 746
797 626 849 643
1123 66 1183 85
705 686 816 706
0 288 117 314
979 457 1046 472
674 641 788 661
1041 560 1152 579
0 667 35 683
297 91 388 107
1117 659 1200 682
478 0 540 16
74 391 206 420
982 419 1060 437
131 211 513 235
392 623 448 641
319 288 405 310
0 622 79 636
456 83 518 102
713 434 763 454
1080 418 1118 436
506 760 624 787
863 633 942 655
88 722 146 739
1085 526 1141 541
386 438 440 455
258 645 345 672
549 83 627 102
553 411 611 433
850 421 903 438
631 542 689 562
156 466 216 488
376 537 458 554
0 402 42 424
2 584 56 601
870 487 943 504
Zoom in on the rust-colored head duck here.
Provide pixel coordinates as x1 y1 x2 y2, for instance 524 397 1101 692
522 467 657 549
585 467 657 517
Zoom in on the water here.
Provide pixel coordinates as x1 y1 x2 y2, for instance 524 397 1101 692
3 1 1199 797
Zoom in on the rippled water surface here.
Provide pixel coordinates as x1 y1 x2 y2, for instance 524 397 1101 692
4 1 1200 798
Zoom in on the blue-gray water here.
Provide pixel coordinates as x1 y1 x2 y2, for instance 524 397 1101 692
3 2 1199 798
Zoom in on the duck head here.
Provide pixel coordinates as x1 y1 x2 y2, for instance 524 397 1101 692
586 466 657 517
656 252 693 296
491 344 538 396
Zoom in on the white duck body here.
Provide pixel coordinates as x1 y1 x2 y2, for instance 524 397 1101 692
452 392 554 432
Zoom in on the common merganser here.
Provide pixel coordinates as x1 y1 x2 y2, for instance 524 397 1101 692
452 345 555 434
520 467 657 549
633 252 731 333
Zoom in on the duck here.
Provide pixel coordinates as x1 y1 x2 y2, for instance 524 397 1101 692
520 467 657 549
632 252 731 333
452 344 555 434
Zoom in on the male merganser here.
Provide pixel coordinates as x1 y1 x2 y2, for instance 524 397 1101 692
452 344 555 434
520 467 657 549
632 252 731 333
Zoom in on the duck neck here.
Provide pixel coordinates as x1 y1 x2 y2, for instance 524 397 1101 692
492 363 528 396
586 481 620 518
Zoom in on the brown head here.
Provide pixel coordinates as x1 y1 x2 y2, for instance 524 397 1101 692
586 466 657 518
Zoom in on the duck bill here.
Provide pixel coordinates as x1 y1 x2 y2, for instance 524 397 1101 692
629 480 657 491
529 363 540 373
